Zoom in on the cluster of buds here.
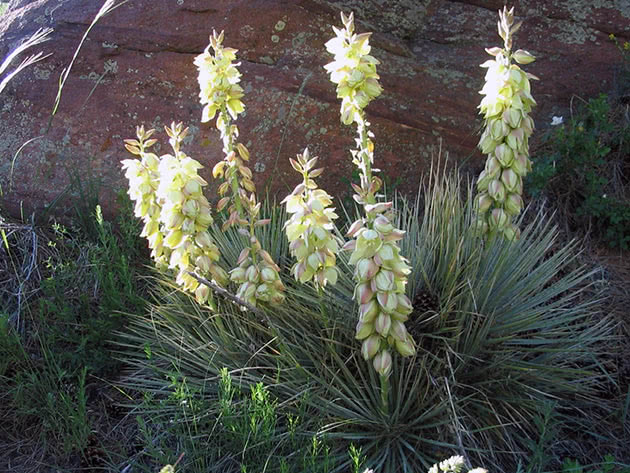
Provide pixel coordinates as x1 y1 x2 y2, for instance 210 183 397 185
346 204 415 377
325 12 415 377
195 30 255 214
194 29 245 125
283 148 340 289
122 123 228 304
122 126 170 268
324 11 382 126
196 31 285 308
476 6 537 240
427 456 487 473
229 193 286 307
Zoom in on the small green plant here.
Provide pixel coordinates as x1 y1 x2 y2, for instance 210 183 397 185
561 455 630 473
524 401 560 473
526 94 630 249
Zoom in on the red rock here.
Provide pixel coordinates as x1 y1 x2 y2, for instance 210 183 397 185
0 0 628 218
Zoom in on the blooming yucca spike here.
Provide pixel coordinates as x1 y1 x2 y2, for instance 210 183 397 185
283 148 340 289
325 12 415 378
122 123 228 306
195 30 285 308
476 6 537 240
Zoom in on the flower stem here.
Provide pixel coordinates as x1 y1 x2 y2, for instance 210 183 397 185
379 373 390 415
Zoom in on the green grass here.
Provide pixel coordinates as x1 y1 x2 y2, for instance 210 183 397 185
0 191 151 471
0 3 8 16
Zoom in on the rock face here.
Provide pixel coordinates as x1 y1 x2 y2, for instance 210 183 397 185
0 0 628 218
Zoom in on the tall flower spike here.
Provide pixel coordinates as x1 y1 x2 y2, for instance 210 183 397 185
324 11 382 126
325 13 415 376
122 126 171 269
283 148 340 288
122 123 228 305
476 6 537 240
196 31 285 308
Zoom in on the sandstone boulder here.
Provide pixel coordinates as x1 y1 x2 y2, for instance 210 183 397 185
0 0 628 218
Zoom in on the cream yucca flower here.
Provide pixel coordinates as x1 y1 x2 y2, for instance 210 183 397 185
324 11 382 126
122 123 228 305
194 29 245 124
122 126 171 269
427 456 487 473
228 193 286 308
476 6 537 240
196 31 285 308
283 148 340 288
325 12 415 376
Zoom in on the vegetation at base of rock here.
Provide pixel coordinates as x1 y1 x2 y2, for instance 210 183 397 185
527 93 630 249
119 168 615 473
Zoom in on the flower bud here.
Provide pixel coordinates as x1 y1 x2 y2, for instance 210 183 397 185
501 168 518 192
355 321 374 340
513 49 535 65
505 192 523 216
477 193 493 213
495 143 514 167
374 313 392 336
359 300 379 323
488 179 506 202
361 335 381 360
373 215 393 234
489 208 508 229
375 270 395 292
394 336 416 357
373 350 392 377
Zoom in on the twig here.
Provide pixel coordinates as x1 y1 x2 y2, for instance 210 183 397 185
187 271 265 318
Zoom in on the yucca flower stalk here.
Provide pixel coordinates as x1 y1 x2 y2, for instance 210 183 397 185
195 30 285 308
476 6 537 240
122 126 168 267
325 12 415 381
122 123 228 305
283 147 340 289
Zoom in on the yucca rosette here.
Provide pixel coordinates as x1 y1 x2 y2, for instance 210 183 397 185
476 6 537 240
122 126 171 268
283 148 340 288
324 11 382 126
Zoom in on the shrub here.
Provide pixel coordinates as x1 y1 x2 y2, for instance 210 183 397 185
119 167 612 473
526 94 630 249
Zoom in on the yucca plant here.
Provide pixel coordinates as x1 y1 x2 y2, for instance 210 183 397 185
118 167 612 473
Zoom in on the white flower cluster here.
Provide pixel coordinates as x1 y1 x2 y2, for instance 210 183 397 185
229 232 286 307
196 30 286 309
122 123 228 304
346 205 415 376
283 148 340 289
324 11 382 126
122 126 169 268
325 12 415 376
476 7 537 240
427 455 487 473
